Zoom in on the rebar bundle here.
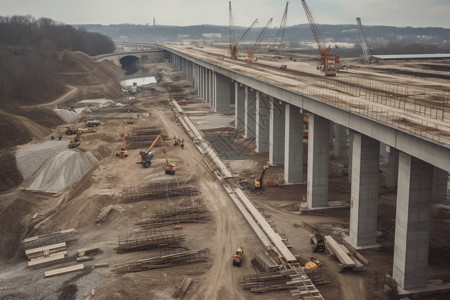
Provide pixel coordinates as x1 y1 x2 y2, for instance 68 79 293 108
115 231 185 253
113 248 209 273
21 229 77 251
122 177 201 203
136 203 210 228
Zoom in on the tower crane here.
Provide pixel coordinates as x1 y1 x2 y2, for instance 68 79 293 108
356 17 372 64
246 18 273 64
300 0 339 76
274 1 289 52
228 1 258 59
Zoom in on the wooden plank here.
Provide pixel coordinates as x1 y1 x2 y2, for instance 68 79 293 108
78 247 99 256
324 236 355 267
44 264 84 278
26 242 66 259
28 253 66 268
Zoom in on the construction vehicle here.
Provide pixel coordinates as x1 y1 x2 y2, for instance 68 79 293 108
254 165 269 189
114 120 128 158
310 230 326 253
273 1 289 53
228 2 258 59
64 120 81 135
301 0 340 76
304 257 323 270
69 135 81 148
356 17 373 64
246 18 273 64
138 135 176 175
233 247 244 266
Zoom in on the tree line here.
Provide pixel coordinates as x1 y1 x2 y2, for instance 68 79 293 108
0 15 115 55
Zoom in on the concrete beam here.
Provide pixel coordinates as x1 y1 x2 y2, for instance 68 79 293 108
235 82 245 130
214 73 230 112
256 92 270 153
284 103 304 183
349 134 380 247
307 114 330 208
269 97 285 165
393 153 433 290
245 87 256 138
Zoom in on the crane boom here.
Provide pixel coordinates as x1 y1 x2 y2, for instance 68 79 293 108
229 1 236 57
247 18 273 64
356 17 370 64
275 1 289 51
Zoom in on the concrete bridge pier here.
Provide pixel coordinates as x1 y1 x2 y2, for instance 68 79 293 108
256 92 270 153
234 82 245 130
433 167 448 202
307 114 330 208
269 97 285 166
347 134 380 248
284 103 304 183
393 153 433 291
387 146 400 188
334 124 348 157
214 73 230 112
244 87 256 138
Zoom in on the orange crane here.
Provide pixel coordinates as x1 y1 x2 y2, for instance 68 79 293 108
228 1 258 59
246 18 273 64
301 0 339 76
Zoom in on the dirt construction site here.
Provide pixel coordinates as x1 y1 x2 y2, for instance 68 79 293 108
0 51 450 300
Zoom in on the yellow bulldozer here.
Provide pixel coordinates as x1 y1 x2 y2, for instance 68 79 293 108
232 247 244 266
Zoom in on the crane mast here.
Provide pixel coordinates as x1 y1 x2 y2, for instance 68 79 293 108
229 1 237 58
356 17 371 64
247 18 273 64
300 0 339 75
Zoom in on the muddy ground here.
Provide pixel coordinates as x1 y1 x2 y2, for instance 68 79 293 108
0 57 449 300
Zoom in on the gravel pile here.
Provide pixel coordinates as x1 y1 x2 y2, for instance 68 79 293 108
28 150 98 192
16 140 70 180
53 109 80 123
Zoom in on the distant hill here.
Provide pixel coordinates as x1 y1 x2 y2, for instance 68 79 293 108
75 23 450 46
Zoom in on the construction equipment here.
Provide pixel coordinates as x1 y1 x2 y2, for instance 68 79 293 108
254 165 269 189
228 1 258 59
356 17 372 64
246 18 273 64
69 134 81 148
64 120 80 135
114 120 128 158
138 135 176 175
310 230 325 253
304 257 323 270
301 0 339 76
233 247 244 266
273 1 289 53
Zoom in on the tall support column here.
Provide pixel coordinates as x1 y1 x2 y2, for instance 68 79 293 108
307 114 330 208
284 103 304 183
269 97 285 165
234 83 245 130
193 64 199 90
393 153 433 290
207 70 212 105
349 134 380 247
256 93 270 153
432 167 448 202
214 73 230 112
386 146 399 188
244 87 256 138
334 124 347 156
348 130 355 183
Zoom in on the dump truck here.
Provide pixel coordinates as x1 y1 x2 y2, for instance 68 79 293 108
233 247 244 266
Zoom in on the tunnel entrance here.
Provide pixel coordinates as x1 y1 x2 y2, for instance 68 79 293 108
120 55 140 75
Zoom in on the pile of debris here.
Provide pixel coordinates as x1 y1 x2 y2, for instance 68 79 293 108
122 177 200 203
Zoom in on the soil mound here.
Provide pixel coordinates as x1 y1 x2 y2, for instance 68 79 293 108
27 150 98 192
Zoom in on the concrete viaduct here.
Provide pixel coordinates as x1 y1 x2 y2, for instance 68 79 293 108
101 46 449 292
160 45 450 293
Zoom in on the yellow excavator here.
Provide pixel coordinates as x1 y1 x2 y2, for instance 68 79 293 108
254 165 269 189
138 134 176 175
114 120 128 158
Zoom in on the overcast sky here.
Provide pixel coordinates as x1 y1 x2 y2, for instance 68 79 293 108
2 0 450 28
